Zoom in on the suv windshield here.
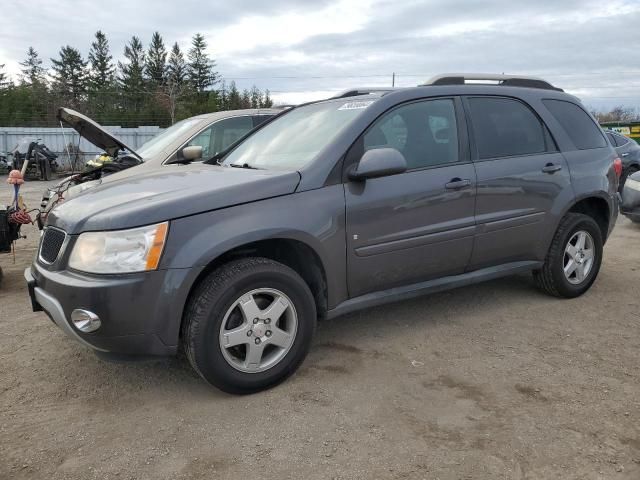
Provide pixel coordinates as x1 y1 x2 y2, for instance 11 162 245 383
221 99 373 170
136 117 204 159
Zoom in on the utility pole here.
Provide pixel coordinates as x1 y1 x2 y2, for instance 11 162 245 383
392 72 395 87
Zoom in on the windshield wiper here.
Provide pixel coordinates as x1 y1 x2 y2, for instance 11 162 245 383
229 163 261 170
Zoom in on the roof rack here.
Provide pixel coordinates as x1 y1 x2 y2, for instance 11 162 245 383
420 73 563 92
331 88 394 99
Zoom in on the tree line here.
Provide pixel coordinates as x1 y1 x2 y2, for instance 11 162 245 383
0 31 273 128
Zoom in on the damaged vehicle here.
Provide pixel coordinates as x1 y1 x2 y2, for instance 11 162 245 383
37 107 279 227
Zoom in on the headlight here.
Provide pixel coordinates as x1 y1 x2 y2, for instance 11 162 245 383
68 222 168 274
625 178 640 192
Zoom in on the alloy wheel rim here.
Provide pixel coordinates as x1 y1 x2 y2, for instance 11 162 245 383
218 288 298 373
563 230 595 285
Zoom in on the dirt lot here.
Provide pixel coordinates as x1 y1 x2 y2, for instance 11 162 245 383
1 177 639 480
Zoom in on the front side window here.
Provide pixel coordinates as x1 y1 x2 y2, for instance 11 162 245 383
543 99 607 150
467 97 549 159
363 98 459 169
136 117 203 159
187 116 254 158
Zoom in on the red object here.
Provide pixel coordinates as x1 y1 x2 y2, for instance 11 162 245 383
613 157 623 178
6 170 24 185
9 209 33 225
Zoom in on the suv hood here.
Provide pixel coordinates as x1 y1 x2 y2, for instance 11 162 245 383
57 108 142 160
48 164 301 234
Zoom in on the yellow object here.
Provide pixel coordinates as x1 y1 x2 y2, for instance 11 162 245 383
146 222 169 270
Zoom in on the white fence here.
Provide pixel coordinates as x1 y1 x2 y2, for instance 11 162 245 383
0 125 164 170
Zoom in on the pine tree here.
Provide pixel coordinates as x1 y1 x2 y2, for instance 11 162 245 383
88 31 115 91
227 81 241 110
50 45 88 101
118 36 146 93
250 86 261 108
20 47 46 85
241 88 251 109
145 32 167 86
187 33 218 93
261 89 273 108
166 42 187 86
0 64 7 88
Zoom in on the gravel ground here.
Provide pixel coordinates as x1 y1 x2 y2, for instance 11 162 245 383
1 177 639 480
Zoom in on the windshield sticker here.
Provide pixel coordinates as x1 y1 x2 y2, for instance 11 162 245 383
339 100 374 111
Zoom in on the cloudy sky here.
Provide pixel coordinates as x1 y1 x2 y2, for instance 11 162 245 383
1 0 639 110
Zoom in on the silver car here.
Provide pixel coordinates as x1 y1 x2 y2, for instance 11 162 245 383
38 108 280 226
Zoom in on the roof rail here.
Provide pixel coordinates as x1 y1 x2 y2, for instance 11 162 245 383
421 73 563 92
331 88 394 99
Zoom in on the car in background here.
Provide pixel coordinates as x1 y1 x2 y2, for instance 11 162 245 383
605 130 640 190
620 170 640 223
37 107 280 227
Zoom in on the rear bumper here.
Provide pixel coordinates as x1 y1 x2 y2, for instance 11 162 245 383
24 262 198 356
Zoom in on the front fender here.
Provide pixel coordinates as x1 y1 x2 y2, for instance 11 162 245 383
161 185 348 308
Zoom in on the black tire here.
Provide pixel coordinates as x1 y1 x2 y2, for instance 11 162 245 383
182 257 316 394
533 213 603 298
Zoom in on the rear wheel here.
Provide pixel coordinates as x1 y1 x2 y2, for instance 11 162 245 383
533 213 603 298
182 257 316 394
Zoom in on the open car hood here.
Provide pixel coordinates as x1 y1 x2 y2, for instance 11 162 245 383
57 107 142 160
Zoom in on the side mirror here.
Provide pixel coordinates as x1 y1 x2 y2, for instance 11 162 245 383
178 145 203 162
349 147 407 181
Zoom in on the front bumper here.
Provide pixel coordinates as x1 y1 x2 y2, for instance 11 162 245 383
25 261 198 356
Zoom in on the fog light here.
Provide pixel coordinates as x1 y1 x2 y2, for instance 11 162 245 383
71 309 101 333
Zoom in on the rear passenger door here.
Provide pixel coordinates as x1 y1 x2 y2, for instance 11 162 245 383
463 96 573 269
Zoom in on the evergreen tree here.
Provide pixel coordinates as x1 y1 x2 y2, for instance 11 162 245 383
145 32 167 86
166 42 187 86
0 64 7 88
227 81 241 110
250 86 261 108
261 89 273 108
240 88 251 108
20 47 46 85
50 45 88 101
118 36 146 93
187 33 218 92
88 31 115 91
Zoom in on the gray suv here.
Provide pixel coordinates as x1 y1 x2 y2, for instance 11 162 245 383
25 74 620 394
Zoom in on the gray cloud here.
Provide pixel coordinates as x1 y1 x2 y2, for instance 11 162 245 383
1 0 639 110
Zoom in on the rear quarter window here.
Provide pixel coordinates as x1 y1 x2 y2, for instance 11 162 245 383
543 99 607 150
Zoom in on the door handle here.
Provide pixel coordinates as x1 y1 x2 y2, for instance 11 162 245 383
541 163 562 174
445 178 471 190
621 153 629 157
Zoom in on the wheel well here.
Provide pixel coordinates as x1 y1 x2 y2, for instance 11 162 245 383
568 197 610 242
185 239 328 322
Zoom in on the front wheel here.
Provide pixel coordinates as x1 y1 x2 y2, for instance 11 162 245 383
182 257 316 394
533 213 603 298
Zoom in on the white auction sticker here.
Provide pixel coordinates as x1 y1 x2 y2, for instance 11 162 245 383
339 100 374 110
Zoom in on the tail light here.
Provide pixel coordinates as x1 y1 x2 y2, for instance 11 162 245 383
613 157 623 178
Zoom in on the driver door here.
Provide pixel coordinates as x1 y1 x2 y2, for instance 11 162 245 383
345 98 477 297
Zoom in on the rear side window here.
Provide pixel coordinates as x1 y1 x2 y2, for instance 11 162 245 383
606 132 616 145
543 99 607 150
466 97 549 159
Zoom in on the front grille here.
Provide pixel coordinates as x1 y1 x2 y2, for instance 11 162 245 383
39 228 66 264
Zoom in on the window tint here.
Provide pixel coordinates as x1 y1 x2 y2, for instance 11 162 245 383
252 115 271 127
363 99 459 169
543 99 607 150
187 116 253 158
614 133 629 147
467 97 548 159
